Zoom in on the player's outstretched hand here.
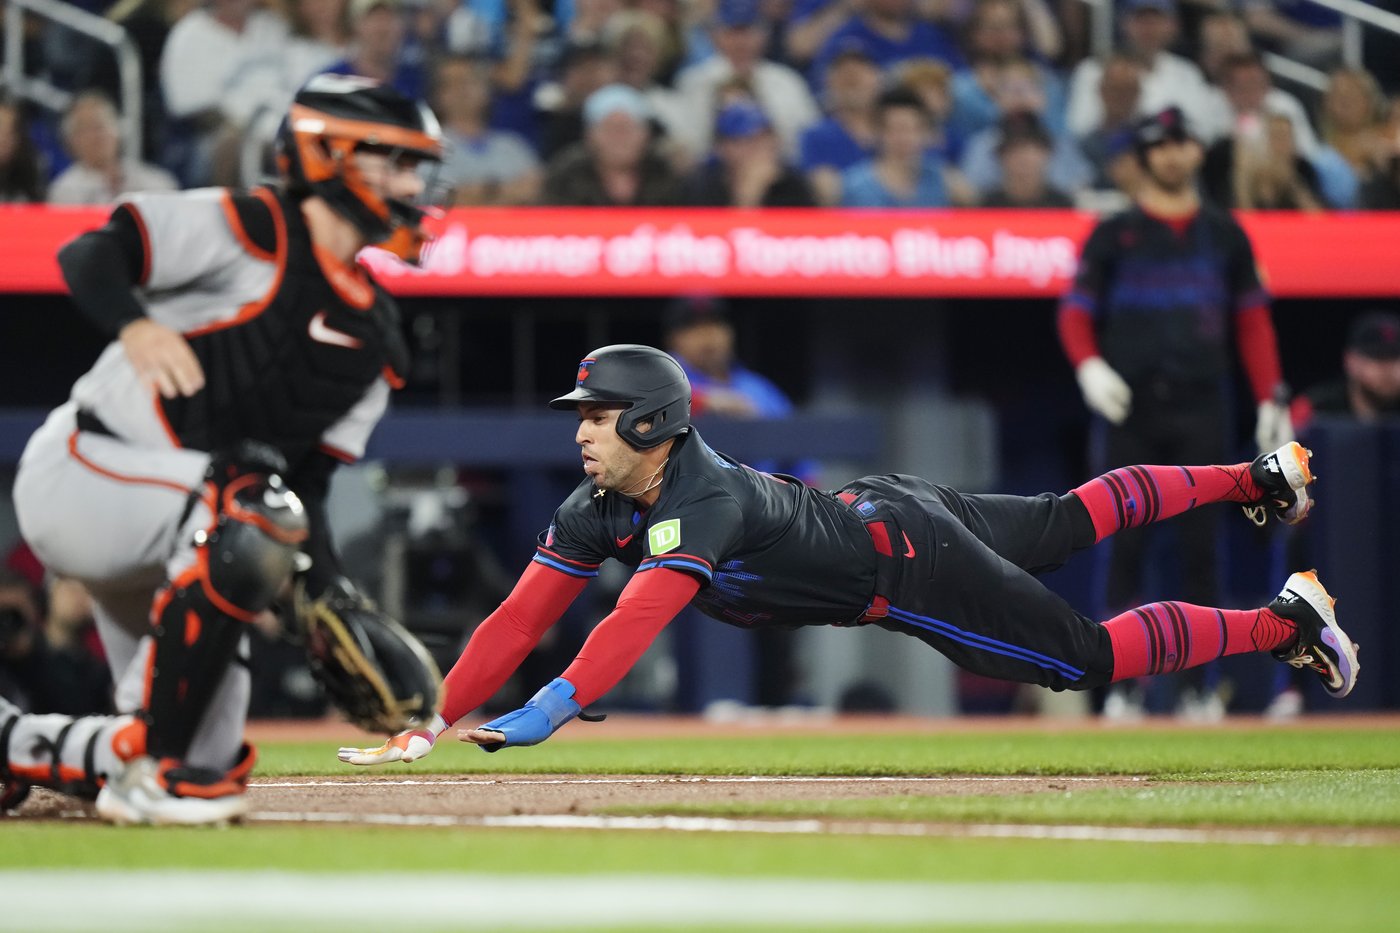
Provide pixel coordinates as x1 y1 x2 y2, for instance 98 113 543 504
1075 357 1132 425
119 318 205 398
337 714 448 766
459 678 581 753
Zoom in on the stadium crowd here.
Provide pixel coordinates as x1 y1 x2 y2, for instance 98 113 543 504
2 0 1400 211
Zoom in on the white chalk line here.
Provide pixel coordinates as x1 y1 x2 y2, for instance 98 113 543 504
246 809 1394 847
256 774 1130 788
21 871 1261 931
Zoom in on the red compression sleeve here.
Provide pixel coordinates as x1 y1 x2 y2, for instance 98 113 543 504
1235 304 1283 403
1057 302 1100 369
438 562 588 725
562 568 701 707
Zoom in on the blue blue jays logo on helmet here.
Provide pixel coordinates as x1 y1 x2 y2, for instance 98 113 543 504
576 359 596 386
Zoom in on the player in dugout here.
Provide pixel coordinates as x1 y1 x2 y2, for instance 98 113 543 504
339 344 1359 765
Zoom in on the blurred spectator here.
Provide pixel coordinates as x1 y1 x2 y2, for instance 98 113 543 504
798 43 882 205
286 0 352 85
543 83 683 205
159 0 290 185
785 0 857 68
0 570 112 716
684 101 816 206
1359 138 1400 210
431 55 542 205
1077 53 1141 191
0 95 45 202
322 0 427 99
535 40 619 159
1065 0 1214 141
674 0 820 159
959 58 1090 198
980 113 1073 207
1204 52 1317 159
948 0 1066 144
563 0 624 46
809 0 964 91
1194 10 1252 90
840 86 951 206
1292 311 1400 429
606 9 691 160
1203 111 1324 211
47 92 178 205
1318 67 1390 186
1241 0 1342 69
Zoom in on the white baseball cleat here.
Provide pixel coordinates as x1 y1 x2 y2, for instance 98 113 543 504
1268 571 1359 699
1243 442 1314 527
95 755 249 826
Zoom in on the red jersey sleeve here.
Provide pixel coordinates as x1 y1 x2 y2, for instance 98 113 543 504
438 561 589 725
562 568 700 707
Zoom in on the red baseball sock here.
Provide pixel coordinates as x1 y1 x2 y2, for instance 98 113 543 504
1103 602 1297 681
1071 463 1260 544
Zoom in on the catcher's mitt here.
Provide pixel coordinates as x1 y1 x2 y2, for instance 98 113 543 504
296 578 442 734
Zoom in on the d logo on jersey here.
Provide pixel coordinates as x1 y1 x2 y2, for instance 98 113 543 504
648 519 681 555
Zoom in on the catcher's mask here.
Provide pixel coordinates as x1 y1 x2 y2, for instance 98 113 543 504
278 74 445 263
550 344 692 449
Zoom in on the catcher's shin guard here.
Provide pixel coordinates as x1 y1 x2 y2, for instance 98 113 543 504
0 702 146 803
145 444 307 760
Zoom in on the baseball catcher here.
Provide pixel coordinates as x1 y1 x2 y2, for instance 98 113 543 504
3 76 443 824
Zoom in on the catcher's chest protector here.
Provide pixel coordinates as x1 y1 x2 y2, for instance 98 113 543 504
157 189 409 463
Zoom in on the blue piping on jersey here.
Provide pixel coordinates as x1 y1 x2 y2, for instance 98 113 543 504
637 557 715 581
532 554 599 578
886 606 1085 681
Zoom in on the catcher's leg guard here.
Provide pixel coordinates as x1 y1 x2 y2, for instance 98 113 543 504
0 694 146 805
144 443 307 760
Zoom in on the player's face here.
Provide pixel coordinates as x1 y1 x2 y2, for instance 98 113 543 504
576 402 645 490
1143 138 1201 193
354 149 426 203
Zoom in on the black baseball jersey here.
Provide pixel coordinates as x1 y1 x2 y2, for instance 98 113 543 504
1066 204 1266 397
535 429 878 627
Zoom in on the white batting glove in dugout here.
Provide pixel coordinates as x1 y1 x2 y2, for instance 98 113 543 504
337 714 448 766
1254 400 1296 453
1075 357 1132 425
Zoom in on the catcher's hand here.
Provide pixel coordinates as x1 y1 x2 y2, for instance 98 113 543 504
297 577 443 735
338 714 448 766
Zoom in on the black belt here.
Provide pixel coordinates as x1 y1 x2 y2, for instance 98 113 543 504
75 409 117 438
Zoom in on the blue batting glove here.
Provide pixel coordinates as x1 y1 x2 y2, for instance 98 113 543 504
462 677 581 753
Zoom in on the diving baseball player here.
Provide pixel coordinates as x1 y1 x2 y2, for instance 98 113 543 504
340 344 1358 765
1 76 442 824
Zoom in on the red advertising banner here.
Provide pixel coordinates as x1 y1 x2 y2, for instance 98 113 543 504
2 205 1397 298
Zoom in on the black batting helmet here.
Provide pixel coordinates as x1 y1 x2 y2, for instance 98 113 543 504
550 344 692 449
1132 106 1195 165
278 75 444 261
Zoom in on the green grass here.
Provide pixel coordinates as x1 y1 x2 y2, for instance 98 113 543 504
258 725 1400 777
14 724 1400 931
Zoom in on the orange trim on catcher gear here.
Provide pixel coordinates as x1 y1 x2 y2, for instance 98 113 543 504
287 104 443 161
66 430 192 495
184 609 201 647
220 189 276 263
221 474 309 546
183 188 287 339
381 365 405 389
312 242 375 309
110 718 147 762
152 393 182 447
5 762 93 786
194 546 259 623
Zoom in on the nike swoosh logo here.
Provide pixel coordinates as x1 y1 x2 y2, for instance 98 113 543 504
615 534 634 548
308 310 363 349
902 531 916 558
